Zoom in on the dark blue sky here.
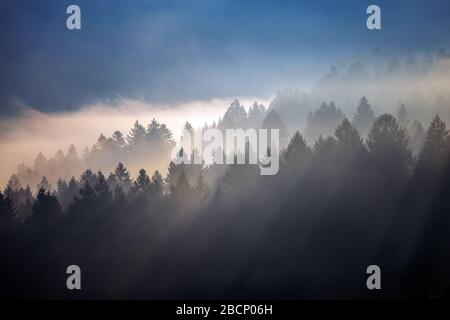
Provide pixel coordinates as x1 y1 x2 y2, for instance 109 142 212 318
1 0 449 113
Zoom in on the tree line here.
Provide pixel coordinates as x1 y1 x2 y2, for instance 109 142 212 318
1 97 449 299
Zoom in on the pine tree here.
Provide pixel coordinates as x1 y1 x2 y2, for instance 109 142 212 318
54 149 66 166
333 119 369 184
147 119 175 152
16 162 33 187
5 174 22 193
112 130 126 148
95 133 108 150
306 102 346 142
33 152 47 172
248 102 266 128
127 120 146 146
417 115 449 171
32 187 62 228
70 180 96 216
4 175 20 213
159 123 174 149
5 179 33 221
165 155 186 190
367 114 412 179
57 178 67 193
64 144 81 178
181 121 195 153
262 109 288 147
402 116 450 294
352 96 375 138
221 99 247 129
95 171 113 203
67 177 79 199
335 118 365 153
78 180 96 202
151 170 164 198
114 162 132 192
183 121 194 134
67 144 79 162
106 173 118 192
284 131 312 171
133 169 151 195
0 191 16 231
80 169 98 186
56 178 71 209
313 135 336 157
146 118 162 143
37 176 52 192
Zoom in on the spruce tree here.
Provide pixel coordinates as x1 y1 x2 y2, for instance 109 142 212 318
352 96 375 138
95 171 113 203
133 169 151 194
417 115 449 171
284 131 312 172
32 187 62 228
367 114 412 185
151 170 164 198
127 120 146 146
114 162 132 192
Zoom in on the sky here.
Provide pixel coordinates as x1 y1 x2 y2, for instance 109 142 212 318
1 0 450 114
1 0 450 187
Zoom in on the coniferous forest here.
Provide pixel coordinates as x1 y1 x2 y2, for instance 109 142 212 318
1 95 450 299
2 1 450 301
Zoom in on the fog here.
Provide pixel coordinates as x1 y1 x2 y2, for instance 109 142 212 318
1 52 450 299
273 56 450 133
0 97 270 187
1 53 450 190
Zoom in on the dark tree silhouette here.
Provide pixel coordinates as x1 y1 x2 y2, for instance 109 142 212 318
2 105 450 300
133 169 151 195
114 162 132 193
151 170 164 198
284 131 312 175
367 113 412 183
32 187 62 229
352 96 375 138
262 109 288 147
95 171 113 204
306 101 345 142
0 191 16 231
417 115 449 171
69 180 96 218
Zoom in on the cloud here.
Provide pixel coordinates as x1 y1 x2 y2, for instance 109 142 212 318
1 0 449 113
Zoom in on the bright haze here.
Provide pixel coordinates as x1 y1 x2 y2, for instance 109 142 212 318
0 0 450 186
